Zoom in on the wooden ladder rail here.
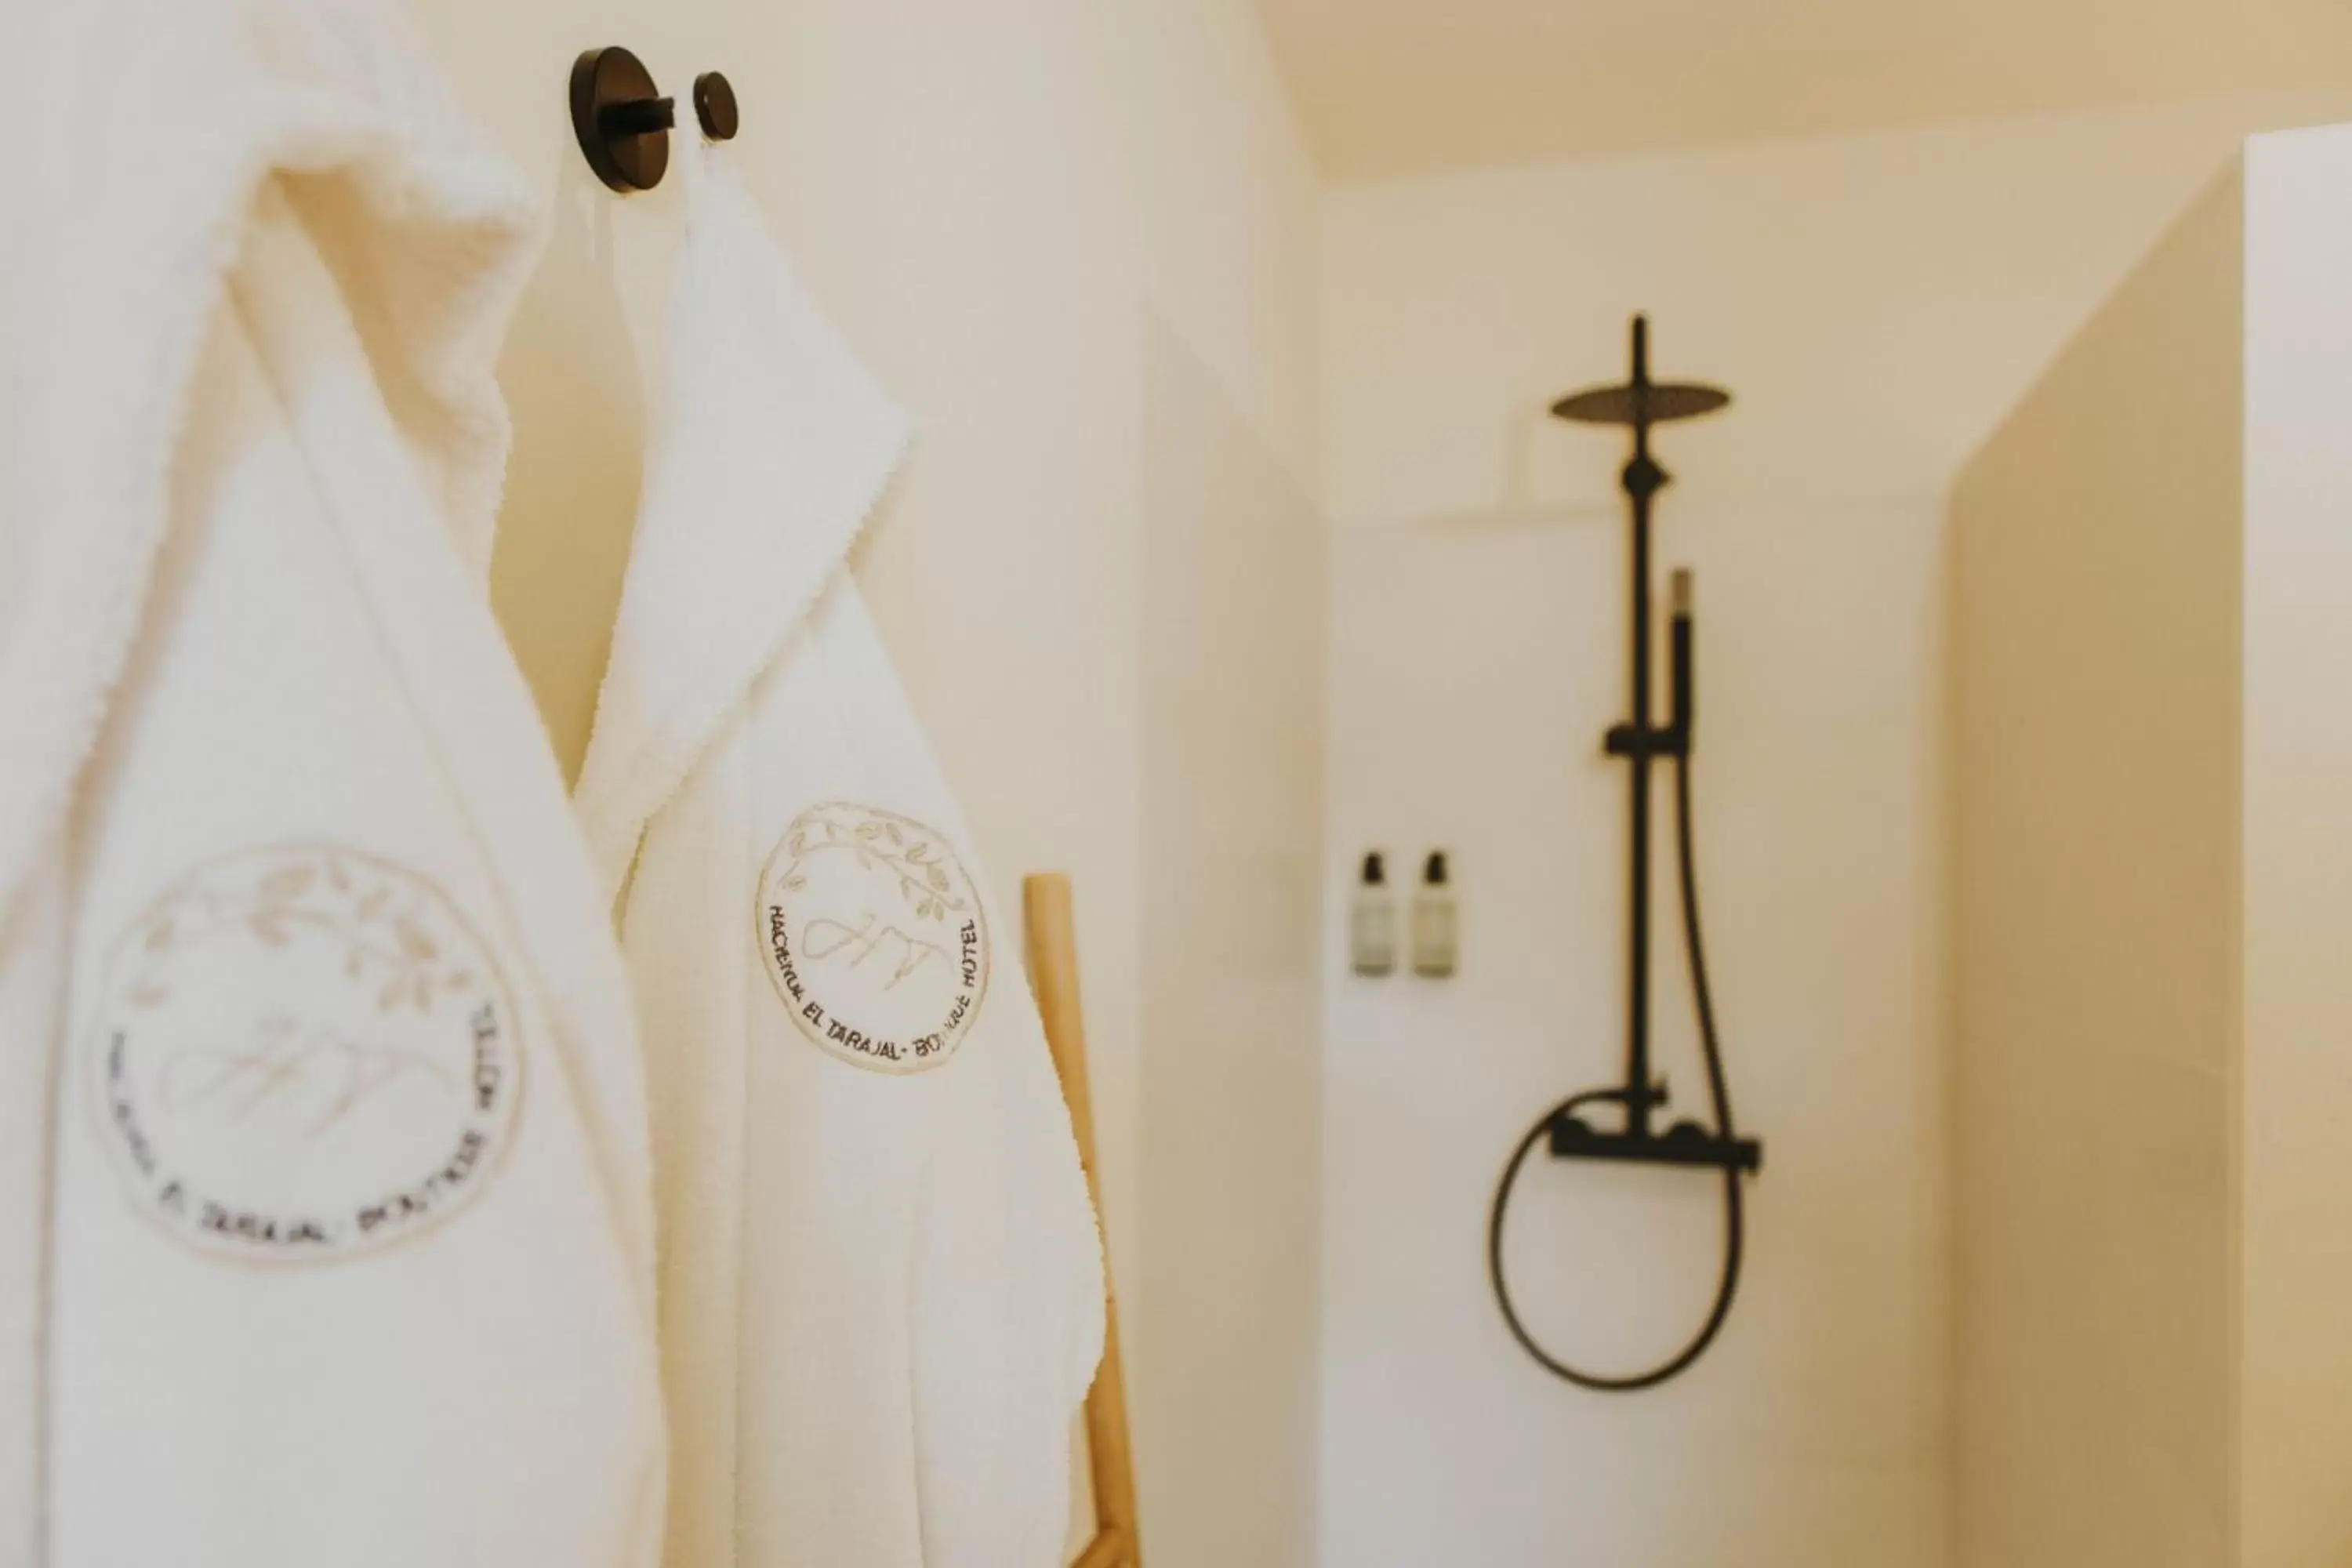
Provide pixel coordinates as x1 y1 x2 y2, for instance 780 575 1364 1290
1023 873 1142 1568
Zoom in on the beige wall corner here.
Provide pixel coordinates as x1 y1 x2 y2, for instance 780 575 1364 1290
1947 160 2245 1568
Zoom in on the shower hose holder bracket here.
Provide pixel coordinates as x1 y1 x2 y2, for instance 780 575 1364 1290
1602 721 1688 759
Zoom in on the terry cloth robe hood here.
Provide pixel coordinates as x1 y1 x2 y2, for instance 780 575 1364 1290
0 2 665 1563
571 139 1105 1568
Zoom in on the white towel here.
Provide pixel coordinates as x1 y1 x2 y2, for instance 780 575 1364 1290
1 3 666 1563
573 140 1105 1568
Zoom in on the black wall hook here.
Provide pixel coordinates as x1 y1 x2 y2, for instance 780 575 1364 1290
572 46 672 193
694 71 739 142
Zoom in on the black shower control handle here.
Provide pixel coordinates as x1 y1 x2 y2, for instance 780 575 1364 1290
1546 1113 1762 1174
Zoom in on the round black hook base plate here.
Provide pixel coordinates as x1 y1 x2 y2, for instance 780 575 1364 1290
572 46 671 193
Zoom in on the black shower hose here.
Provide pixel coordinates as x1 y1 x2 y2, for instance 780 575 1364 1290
1485 744 1745 1391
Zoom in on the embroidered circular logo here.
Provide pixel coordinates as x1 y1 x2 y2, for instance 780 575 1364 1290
87 844 521 1262
757 803 989 1075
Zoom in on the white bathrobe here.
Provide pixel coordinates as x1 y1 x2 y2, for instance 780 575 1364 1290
571 142 1105 1568
0 3 665 1563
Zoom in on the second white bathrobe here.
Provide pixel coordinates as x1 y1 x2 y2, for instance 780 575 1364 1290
572 145 1105 1568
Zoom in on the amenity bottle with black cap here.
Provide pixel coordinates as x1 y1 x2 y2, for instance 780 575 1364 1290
1412 851 1457 977
1350 851 1396 976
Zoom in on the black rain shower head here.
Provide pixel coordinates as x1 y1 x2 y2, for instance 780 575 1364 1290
1548 315 1731 428
1550 381 1730 426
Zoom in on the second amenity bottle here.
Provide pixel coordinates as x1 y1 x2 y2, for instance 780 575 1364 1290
1412 851 1457 978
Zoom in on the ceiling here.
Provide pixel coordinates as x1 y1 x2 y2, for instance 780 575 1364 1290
1254 0 2352 179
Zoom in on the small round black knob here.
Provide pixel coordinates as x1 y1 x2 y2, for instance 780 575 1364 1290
694 71 740 142
572 46 670 193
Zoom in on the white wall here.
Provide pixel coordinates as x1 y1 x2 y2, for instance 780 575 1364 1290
1319 86 2352 1568
1142 318 1325 1568
2239 122 2352 1568
404 1 1323 1559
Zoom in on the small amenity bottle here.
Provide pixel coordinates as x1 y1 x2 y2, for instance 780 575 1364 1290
1350 851 1396 976
1411 851 1457 978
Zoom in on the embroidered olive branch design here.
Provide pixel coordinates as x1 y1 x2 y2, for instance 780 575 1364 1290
779 808 968 924
123 852 478 1015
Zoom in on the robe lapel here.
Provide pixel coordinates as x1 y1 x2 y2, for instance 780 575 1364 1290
0 0 535 931
572 143 911 895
